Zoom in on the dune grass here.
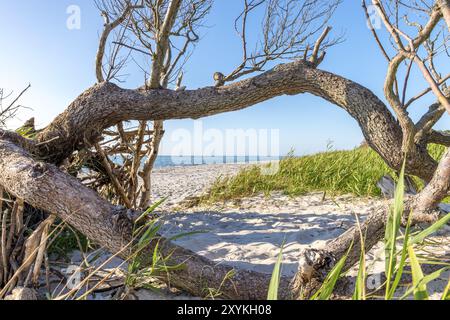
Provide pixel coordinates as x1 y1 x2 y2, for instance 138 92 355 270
268 159 450 300
202 144 447 203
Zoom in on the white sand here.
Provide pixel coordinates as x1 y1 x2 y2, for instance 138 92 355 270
46 162 449 300
159 192 382 276
150 162 252 209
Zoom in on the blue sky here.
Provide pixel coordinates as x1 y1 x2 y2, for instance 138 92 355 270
0 1 448 156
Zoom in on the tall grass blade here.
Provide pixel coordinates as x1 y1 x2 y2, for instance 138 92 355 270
407 245 429 300
135 198 167 224
267 244 284 300
442 277 450 300
384 159 405 298
386 210 412 299
352 214 366 300
168 230 208 241
353 253 366 300
400 267 449 300
409 212 450 245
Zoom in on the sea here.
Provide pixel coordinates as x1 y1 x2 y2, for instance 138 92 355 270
143 155 282 169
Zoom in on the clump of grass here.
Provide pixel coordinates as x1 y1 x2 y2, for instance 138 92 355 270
267 158 450 300
203 144 447 203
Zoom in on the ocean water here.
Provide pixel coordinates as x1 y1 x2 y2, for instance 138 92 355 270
142 155 282 169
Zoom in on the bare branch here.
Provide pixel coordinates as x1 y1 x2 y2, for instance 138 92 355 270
0 85 31 129
405 73 450 108
427 129 450 146
310 26 332 65
439 0 450 31
223 0 342 83
95 1 142 83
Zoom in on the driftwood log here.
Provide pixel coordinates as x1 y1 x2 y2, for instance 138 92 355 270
0 126 448 299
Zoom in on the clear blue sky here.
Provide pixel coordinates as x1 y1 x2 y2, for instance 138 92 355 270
0 1 448 156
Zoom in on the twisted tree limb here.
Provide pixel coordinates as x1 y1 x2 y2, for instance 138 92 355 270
26 60 436 180
0 136 447 299
0 139 289 299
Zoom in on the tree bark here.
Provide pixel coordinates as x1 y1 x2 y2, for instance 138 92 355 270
412 148 450 214
31 60 436 180
0 137 447 299
291 149 450 299
0 139 291 299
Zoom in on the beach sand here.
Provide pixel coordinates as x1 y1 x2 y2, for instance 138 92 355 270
45 162 449 300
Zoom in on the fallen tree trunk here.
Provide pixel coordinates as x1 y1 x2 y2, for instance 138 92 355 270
0 138 447 299
0 139 290 299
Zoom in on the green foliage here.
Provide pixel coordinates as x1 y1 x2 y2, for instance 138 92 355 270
205 269 237 299
125 200 186 291
385 212 411 300
443 278 450 300
203 144 447 203
266 151 449 300
409 212 450 246
384 159 406 298
267 244 284 300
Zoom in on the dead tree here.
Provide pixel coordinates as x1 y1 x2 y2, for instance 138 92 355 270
0 0 449 299
91 0 213 210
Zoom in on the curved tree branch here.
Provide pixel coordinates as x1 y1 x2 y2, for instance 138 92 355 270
31 60 436 180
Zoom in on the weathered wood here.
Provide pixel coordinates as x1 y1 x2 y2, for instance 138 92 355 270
0 139 291 299
0 138 446 299
291 204 389 299
27 60 436 180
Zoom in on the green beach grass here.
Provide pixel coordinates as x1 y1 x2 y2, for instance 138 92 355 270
267 159 450 300
202 144 447 203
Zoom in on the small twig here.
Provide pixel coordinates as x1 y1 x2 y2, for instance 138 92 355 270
35 136 60 147
94 142 132 209
310 26 332 66
5 84 31 112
